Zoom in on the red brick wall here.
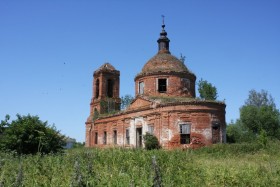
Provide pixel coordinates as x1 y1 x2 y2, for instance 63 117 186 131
85 101 226 149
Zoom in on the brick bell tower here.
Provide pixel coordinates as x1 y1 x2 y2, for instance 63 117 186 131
89 63 121 117
85 63 121 147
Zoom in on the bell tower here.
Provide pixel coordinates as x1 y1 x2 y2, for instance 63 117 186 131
90 63 121 117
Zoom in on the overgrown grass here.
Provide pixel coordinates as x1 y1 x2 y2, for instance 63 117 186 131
0 141 280 186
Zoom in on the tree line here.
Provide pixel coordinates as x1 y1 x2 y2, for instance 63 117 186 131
197 79 280 143
227 89 280 143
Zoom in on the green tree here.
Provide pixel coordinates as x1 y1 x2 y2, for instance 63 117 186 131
197 79 218 100
245 89 275 108
226 120 255 143
0 114 10 134
121 95 134 110
0 114 66 154
240 89 280 139
72 141 85 148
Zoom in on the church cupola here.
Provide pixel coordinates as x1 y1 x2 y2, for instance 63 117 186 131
134 17 196 98
157 16 170 54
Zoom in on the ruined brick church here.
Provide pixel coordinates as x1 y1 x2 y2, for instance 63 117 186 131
85 22 226 149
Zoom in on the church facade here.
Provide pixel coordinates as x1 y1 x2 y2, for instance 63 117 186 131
85 23 226 149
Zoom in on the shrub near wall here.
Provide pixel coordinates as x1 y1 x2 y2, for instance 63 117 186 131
143 133 161 150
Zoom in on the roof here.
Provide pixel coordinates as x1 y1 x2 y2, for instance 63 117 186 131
138 95 224 105
94 63 119 76
95 95 225 121
135 52 195 79
143 52 189 71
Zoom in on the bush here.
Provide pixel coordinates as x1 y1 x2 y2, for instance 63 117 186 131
143 133 160 150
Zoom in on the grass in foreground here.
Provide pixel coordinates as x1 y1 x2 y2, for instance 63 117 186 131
0 141 280 186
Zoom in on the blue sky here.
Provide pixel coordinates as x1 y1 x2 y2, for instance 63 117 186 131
1 1 280 142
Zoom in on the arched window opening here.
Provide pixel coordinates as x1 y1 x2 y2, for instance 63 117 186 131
107 79 114 98
95 79 100 99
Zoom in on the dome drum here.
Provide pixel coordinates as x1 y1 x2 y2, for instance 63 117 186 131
135 73 196 98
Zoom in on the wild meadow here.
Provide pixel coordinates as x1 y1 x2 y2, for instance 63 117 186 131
1 141 280 186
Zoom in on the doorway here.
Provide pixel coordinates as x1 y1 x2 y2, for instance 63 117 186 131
136 127 142 148
212 122 220 144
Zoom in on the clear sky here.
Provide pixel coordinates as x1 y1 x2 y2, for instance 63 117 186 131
1 1 280 142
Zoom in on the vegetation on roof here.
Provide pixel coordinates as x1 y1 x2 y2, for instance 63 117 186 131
147 96 225 104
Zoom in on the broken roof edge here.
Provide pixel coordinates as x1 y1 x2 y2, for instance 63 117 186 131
145 96 225 105
93 62 120 76
94 96 225 122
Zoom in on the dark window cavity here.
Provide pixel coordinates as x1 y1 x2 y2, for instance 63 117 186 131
113 130 117 144
136 127 142 148
95 79 100 98
158 79 167 93
126 129 130 145
107 79 113 98
103 131 107 144
94 132 98 144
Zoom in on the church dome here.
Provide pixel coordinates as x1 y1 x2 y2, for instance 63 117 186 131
134 20 196 98
135 21 194 79
140 52 190 75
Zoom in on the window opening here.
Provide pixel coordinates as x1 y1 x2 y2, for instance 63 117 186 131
103 131 107 144
113 130 117 145
180 124 191 144
94 132 98 144
139 81 144 95
126 129 130 145
107 79 114 98
148 125 154 134
182 78 190 90
158 79 167 93
95 79 100 98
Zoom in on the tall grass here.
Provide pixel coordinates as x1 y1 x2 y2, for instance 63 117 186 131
0 141 280 186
